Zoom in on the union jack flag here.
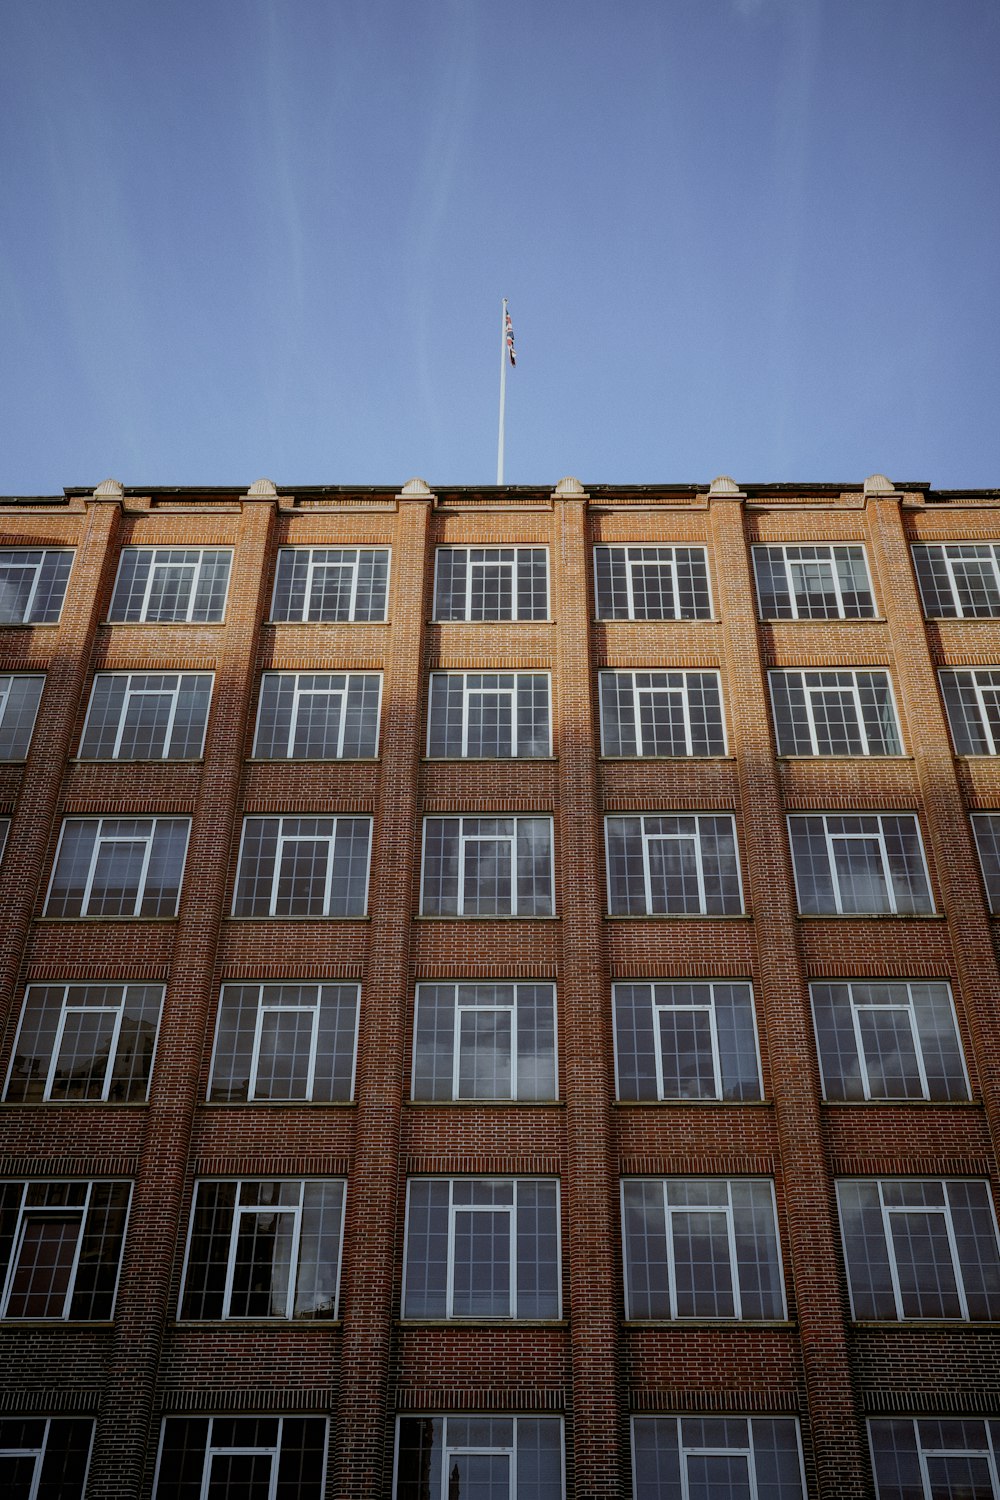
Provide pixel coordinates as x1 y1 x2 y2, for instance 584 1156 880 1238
505 306 516 366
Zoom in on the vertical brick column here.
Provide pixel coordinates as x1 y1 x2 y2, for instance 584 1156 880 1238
333 481 431 1498
709 492 866 1497
86 494 275 1498
551 479 624 1498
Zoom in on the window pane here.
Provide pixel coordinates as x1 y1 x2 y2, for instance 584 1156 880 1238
0 550 73 624
233 817 370 917
594 546 711 620
210 983 357 1103
79 673 212 760
270 549 389 622
0 676 44 759
753 545 875 620
914 544 1000 618
434 549 548 621
108 549 231 623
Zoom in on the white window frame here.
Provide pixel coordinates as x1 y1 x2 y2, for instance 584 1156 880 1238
44 817 191 918
419 816 555 917
79 672 213 761
269 547 392 623
787 813 933 916
752 544 875 620
593 545 714 621
392 1416 566 1500
207 982 360 1102
425 672 552 758
232 816 373 918
6 982 164 1104
768 669 902 756
411 982 558 1102
868 1418 1000 1500
0 674 45 759
252 671 383 759
631 1415 808 1500
915 543 1000 618
599 670 726 757
108 548 232 624
432 546 550 622
0 1418 94 1500
153 1416 329 1500
940 668 1000 755
0 1180 131 1321
605 814 744 916
0 548 74 625
612 981 762 1102
810 981 970 1103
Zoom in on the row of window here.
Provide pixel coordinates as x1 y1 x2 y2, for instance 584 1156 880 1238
2 978 973 1107
9 542 1000 628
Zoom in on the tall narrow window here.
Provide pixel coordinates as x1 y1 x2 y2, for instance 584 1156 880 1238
594 546 712 620
0 1418 94 1499
79 673 213 760
402 1178 560 1319
810 981 969 1101
0 676 44 759
6 983 164 1103
44 817 191 918
232 817 371 917
0 549 74 625
913 543 1000 618
426 673 551 758
600 672 725 757
421 817 554 916
621 1178 785 1320
837 1178 1000 1320
412 983 557 1100
613 982 761 1101
270 547 390 622
0 1181 131 1320
253 672 381 759
869 1418 1000 1500
769 670 901 756
752 544 875 619
971 813 1000 911
108 549 232 623
940 669 1000 754
155 1416 328 1500
434 548 549 621
0 821 8 865
179 1179 345 1320
395 1417 564 1500
787 813 933 915
632 1416 806 1500
605 815 743 916
208 983 359 1102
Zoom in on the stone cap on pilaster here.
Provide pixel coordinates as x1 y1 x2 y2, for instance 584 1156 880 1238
707 475 746 502
863 473 904 503
398 477 435 502
91 478 124 502
552 476 588 501
246 477 278 497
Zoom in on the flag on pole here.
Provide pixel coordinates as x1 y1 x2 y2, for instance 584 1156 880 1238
505 306 516 366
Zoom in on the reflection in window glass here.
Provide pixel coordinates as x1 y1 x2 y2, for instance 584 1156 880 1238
6 983 163 1102
0 676 44 759
421 817 554 916
44 818 190 918
787 814 933 915
434 548 549 621
427 673 551 757
395 1416 564 1500
632 1416 806 1500
940 669 1000 755
0 550 74 625
769 670 900 756
913 543 1000 618
154 1416 327 1500
412 983 556 1100
810 981 968 1101
253 672 381 758
209 983 358 1102
0 1417 94 1499
752 545 875 619
232 817 371 917
271 548 390 622
108 549 231 623
605 815 743 916
613 982 761 1101
0 1181 131 1320
594 546 712 620
600 672 725 757
79 673 212 760
869 1417 1000 1500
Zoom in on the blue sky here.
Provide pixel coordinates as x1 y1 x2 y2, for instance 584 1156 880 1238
2 0 998 492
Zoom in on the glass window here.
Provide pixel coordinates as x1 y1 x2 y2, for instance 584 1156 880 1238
632 1416 806 1500
395 1416 564 1500
44 817 190 918
412 983 557 1101
208 983 359 1102
613 982 761 1101
600 671 726 757
253 672 381 759
769 670 901 756
837 1178 1000 1320
787 813 933 915
421 817 554 917
913 543 1000 618
0 821 8 865
0 1180 131 1320
232 816 371 917
810 981 969 1102
0 1417 94 1498
108 549 231 623
0 676 44 760
426 673 551 758
79 673 213 760
752 544 875 620
605 815 743 916
154 1416 328 1499
5 983 163 1103
402 1178 560 1319
869 1417 1000 1500
270 547 390 622
594 545 712 621
972 813 1000 911
434 547 548 621
622 1178 785 1320
179 1179 345 1320
0 549 74 625
940 669 1000 755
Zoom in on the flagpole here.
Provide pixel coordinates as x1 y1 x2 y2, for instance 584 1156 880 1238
497 297 508 485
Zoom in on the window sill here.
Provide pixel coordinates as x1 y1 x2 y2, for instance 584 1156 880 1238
0 622 61 630
599 755 736 763
414 914 560 922
100 620 227 628
200 1099 357 1108
0 1100 149 1109
924 616 1000 623
820 1097 979 1107
0 1319 115 1328
956 754 1000 761
248 756 379 764
264 619 389 627
224 914 371 923
623 1318 794 1329
429 619 556 626
794 912 944 921
69 757 205 765
397 1318 567 1328
759 616 887 624
604 913 750 921
173 1318 341 1329
776 754 913 763
33 915 180 924
613 1098 771 1108
406 1098 563 1108
592 618 720 625
421 756 558 763
850 1319 1000 1329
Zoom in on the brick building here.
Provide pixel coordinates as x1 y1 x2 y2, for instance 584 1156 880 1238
0 471 999 1498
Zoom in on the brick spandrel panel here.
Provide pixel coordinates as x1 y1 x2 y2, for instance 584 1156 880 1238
0 482 996 1497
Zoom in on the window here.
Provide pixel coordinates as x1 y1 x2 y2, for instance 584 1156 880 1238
870 1418 1000 1500
253 672 381 759
0 821 8 864
913 543 1000 618
434 547 548 621
402 1178 560 1319
605 815 743 916
594 545 711 621
837 1178 1000 1320
208 983 359 1102
0 676 44 760
108 548 231 623
622 1178 785 1320
940 669 1000 754
412 983 557 1101
232 817 371 918
154 1416 327 1499
787 814 933 915
0 549 73 625
752 544 875 619
421 817 554 917
613 982 761 1101
769 670 901 756
5 983 164 1103
44 817 190 918
426 673 551 758
0 1180 130 1320
270 547 389 622
0 1417 94 1498
972 813 1000 911
632 1416 806 1500
810 981 969 1102
179 1179 345 1320
600 672 725 757
395 1417 564 1499
79 673 213 760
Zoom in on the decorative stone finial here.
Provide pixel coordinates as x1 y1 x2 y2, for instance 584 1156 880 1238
399 477 433 498
708 475 741 496
863 473 895 495
93 478 124 497
553 476 586 497
247 478 277 496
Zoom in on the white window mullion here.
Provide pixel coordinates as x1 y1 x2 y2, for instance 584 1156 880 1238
504 684 518 756
848 996 874 1101
745 1423 762 1500
446 1193 458 1318
464 555 476 621
506 829 518 915
221 1188 245 1318
247 1004 268 1102
972 676 997 755
823 823 845 915
159 678 183 758
305 1002 321 1097
942 550 963 617
457 829 470 917
283 1190 304 1320
802 680 822 756
270 830 288 917
304 553 318 622
182 553 202 623
639 821 655 914
651 1000 667 1100
347 554 361 620
321 826 337 917
451 1003 464 1098
669 554 681 619
663 1185 679 1320
509 995 519 1098
133 828 156 916
333 686 349 759
940 1191 971 1321
785 556 801 621
707 1001 723 1099
59 1181 92 1319
624 554 637 620
678 681 695 757
0 1187 30 1315
725 1185 743 1320
506 557 518 620
508 1195 518 1317
873 820 898 914
286 680 304 758
461 677 472 757
139 556 158 621
830 551 847 616
79 824 106 916
110 678 133 759
101 1001 128 1098
877 1182 905 1319
20 560 43 624
850 677 871 755
43 996 72 1101
905 993 932 1100
692 822 708 913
